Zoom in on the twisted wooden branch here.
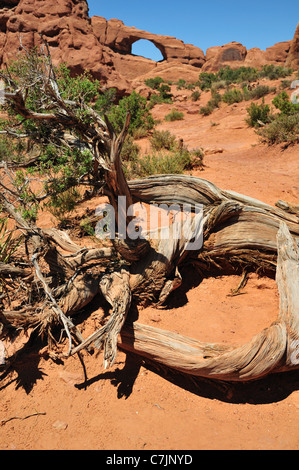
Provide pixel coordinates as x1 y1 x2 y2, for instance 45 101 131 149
118 223 299 381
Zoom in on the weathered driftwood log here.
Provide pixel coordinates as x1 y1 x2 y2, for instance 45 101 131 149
66 178 299 374
276 199 299 216
117 223 299 381
128 175 299 276
2 173 298 379
1 44 298 383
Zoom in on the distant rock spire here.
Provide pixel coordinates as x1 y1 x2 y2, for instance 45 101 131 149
286 22 299 69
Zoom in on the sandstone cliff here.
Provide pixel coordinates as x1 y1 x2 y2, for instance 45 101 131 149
0 0 298 94
286 22 299 69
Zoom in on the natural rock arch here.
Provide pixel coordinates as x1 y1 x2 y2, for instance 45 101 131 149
91 16 206 67
131 38 166 61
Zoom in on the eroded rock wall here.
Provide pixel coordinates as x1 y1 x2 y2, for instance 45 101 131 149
0 1 298 95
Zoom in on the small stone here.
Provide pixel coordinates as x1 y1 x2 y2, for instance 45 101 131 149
52 420 68 430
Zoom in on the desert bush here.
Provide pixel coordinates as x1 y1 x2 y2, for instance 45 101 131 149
198 65 293 93
280 79 292 90
164 109 184 122
249 85 276 100
108 91 155 135
209 90 222 107
95 88 117 114
0 218 22 264
148 94 164 108
222 87 243 104
148 83 173 108
259 64 293 80
176 79 187 90
131 149 191 177
242 84 276 101
0 136 26 163
258 113 299 144
47 186 81 227
199 104 214 116
158 84 173 102
131 126 149 140
246 101 272 128
150 130 176 151
198 72 218 90
211 80 227 92
190 148 205 169
145 77 165 90
218 66 259 84
191 90 201 101
272 91 299 115
56 64 100 104
199 90 221 115
120 136 141 162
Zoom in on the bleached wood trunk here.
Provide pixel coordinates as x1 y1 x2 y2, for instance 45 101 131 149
117 223 299 381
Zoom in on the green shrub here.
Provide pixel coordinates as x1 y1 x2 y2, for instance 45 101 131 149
209 90 222 107
190 148 205 169
164 109 184 122
132 150 191 177
150 130 176 151
120 136 140 162
197 65 293 92
246 101 272 128
176 79 187 90
147 82 173 108
0 136 25 162
94 88 117 115
57 63 100 104
131 126 149 140
218 66 259 84
249 85 276 100
258 113 299 144
108 91 155 135
199 90 221 116
280 79 292 90
145 77 165 90
272 91 299 115
198 72 218 90
259 64 293 80
191 90 201 101
158 84 173 101
0 218 22 264
222 88 243 104
211 80 227 92
199 104 214 116
47 186 81 226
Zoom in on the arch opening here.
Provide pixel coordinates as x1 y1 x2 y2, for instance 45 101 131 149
131 39 165 62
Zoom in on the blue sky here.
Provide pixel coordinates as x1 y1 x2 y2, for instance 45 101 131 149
88 1 298 61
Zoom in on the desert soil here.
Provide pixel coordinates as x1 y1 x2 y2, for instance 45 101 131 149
0 81 298 450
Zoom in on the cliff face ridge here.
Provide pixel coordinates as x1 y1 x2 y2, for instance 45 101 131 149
0 1 297 93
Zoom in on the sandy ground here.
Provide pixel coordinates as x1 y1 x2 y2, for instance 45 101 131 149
0 82 299 450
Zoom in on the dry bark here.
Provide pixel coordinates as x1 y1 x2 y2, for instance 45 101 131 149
117 222 299 381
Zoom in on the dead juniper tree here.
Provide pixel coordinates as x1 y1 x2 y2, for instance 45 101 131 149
0 42 299 382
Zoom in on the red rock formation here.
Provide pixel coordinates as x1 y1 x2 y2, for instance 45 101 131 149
91 16 205 68
202 42 247 72
286 22 299 69
0 1 297 95
202 40 292 72
1 1 101 74
0 0 206 92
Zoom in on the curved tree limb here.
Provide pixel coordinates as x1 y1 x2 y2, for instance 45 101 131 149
117 223 299 381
